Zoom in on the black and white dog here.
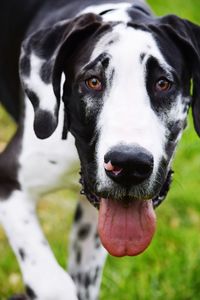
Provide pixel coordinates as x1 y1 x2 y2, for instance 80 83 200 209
0 0 200 299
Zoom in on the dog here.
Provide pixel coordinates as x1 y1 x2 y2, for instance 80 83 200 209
0 0 200 299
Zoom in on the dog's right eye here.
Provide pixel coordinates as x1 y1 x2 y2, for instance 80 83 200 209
85 77 103 91
154 77 172 93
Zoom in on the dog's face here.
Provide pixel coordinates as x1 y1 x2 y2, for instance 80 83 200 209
20 12 200 257
67 23 190 201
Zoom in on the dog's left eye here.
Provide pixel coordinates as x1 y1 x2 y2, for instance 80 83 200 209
85 77 102 91
155 77 172 92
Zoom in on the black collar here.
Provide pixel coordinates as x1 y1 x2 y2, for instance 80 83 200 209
79 170 173 209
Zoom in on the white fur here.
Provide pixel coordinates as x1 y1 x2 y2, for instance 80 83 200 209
19 97 79 197
68 197 107 300
22 54 58 114
80 2 132 22
0 190 78 300
90 24 172 191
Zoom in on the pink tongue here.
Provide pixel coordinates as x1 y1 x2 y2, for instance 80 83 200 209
98 198 156 257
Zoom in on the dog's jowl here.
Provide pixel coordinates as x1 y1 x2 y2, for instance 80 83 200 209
0 0 200 299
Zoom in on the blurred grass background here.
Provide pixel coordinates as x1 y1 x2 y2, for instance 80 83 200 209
0 0 200 299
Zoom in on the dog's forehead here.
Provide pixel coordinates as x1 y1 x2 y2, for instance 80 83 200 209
90 24 171 70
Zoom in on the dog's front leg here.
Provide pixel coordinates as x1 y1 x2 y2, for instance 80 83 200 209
0 190 78 300
68 197 107 300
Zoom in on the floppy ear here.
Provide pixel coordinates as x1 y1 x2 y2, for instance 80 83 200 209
153 15 200 136
19 13 103 139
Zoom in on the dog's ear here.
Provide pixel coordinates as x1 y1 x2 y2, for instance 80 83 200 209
152 15 200 136
20 13 103 139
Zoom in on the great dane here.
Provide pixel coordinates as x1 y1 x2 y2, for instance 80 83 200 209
0 0 200 299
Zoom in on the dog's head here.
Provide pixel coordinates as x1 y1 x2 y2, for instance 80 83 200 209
20 9 200 257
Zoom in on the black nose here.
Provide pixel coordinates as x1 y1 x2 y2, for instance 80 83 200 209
104 145 154 185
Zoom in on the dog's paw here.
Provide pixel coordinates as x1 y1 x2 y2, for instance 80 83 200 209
8 294 28 300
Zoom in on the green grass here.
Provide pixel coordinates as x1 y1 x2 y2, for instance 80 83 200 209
1 1 200 299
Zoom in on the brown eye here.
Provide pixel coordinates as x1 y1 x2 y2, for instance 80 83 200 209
85 77 102 91
155 78 172 92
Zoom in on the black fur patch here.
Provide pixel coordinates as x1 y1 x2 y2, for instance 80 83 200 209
78 223 91 240
0 179 21 199
76 247 82 264
34 109 57 139
19 248 26 261
93 267 100 284
0 127 22 199
25 285 37 299
101 57 110 69
84 274 91 289
20 55 31 77
140 53 146 63
49 160 57 164
74 204 83 223
40 61 53 84
25 89 39 109
25 25 67 60
77 291 82 300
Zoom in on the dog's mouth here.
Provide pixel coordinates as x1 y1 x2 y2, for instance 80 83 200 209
80 170 173 257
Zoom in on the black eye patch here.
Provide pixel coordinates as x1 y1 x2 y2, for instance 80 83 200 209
75 53 112 95
146 56 175 82
145 56 178 112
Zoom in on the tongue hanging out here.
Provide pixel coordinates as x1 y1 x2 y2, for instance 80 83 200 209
98 198 156 257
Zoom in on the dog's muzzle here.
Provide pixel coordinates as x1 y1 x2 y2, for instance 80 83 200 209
95 145 171 256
